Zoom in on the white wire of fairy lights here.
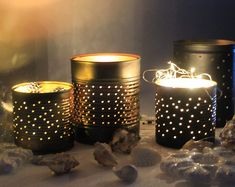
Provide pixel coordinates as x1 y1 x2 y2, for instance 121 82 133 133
143 61 221 100
143 61 212 84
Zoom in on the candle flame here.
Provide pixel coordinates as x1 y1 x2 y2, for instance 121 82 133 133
13 82 71 93
74 54 137 63
157 78 215 88
191 67 195 73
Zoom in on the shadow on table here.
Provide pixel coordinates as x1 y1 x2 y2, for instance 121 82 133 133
42 170 80 184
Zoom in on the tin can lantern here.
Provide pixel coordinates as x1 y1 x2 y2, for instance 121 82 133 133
144 62 217 148
174 39 235 127
12 81 74 154
71 53 140 144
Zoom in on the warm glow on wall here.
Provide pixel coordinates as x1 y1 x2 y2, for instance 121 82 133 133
1 0 60 9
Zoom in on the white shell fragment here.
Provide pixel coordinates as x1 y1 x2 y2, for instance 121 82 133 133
0 143 17 153
131 146 161 167
0 146 33 174
93 142 118 167
43 153 79 175
113 164 138 183
110 129 140 154
160 146 235 184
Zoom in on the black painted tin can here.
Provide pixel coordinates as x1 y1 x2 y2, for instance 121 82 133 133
155 79 217 148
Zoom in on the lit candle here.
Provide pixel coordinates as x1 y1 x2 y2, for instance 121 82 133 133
144 62 217 148
12 81 74 154
71 53 141 144
156 78 216 89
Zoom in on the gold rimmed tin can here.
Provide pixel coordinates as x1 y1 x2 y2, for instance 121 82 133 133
71 53 141 144
12 81 74 154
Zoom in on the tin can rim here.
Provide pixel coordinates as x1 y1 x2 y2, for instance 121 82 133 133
174 39 235 52
154 78 217 89
71 53 141 63
12 81 73 94
174 39 235 46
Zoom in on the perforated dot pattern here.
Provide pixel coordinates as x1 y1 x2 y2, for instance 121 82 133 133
73 79 140 127
155 85 217 148
12 89 74 153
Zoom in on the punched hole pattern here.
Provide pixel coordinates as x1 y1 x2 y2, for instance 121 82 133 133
13 97 74 142
73 80 140 126
155 91 216 142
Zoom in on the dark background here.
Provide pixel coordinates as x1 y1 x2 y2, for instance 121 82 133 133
0 0 235 115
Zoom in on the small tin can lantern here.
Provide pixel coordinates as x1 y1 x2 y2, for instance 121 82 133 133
144 62 217 148
12 81 74 154
71 53 140 144
174 39 235 127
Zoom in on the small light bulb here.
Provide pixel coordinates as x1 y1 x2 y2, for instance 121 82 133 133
191 67 195 73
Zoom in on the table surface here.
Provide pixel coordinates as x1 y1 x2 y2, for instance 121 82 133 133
0 125 225 187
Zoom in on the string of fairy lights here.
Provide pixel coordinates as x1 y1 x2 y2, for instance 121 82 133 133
143 61 212 84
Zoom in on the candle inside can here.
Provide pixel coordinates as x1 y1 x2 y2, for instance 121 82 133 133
156 78 217 89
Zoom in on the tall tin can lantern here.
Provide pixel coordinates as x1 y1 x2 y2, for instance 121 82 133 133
174 39 235 127
144 63 217 148
12 81 74 154
71 53 140 144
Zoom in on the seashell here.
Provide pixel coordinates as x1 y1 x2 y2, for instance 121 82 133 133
220 117 235 145
93 142 118 167
182 139 214 151
201 164 218 176
223 155 235 166
170 160 194 177
4 148 33 161
183 164 211 183
0 143 17 153
215 166 235 183
113 164 138 183
110 129 140 154
191 153 219 165
43 153 79 175
161 152 213 182
161 146 235 184
161 152 193 177
160 158 179 174
0 147 33 174
31 155 46 166
169 151 191 159
131 146 161 167
213 146 234 158
0 155 19 174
